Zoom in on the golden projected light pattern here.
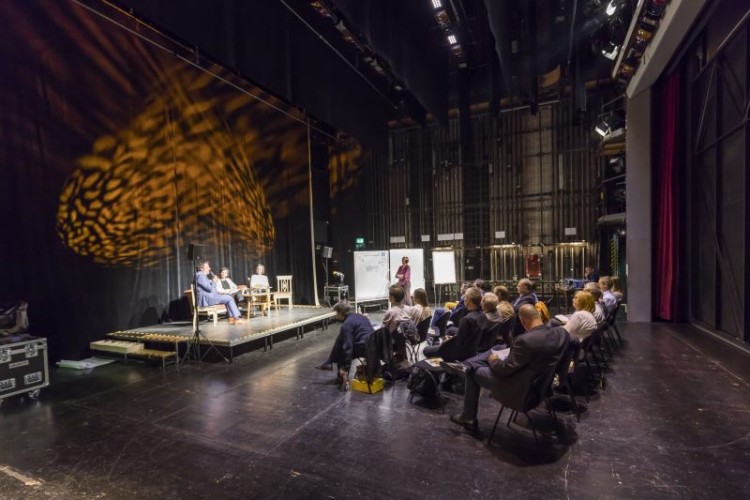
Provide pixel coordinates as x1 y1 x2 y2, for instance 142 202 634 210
328 140 364 198
57 74 275 267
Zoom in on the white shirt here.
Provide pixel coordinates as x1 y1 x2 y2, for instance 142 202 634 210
250 274 270 289
215 277 238 294
602 290 617 315
382 304 417 333
564 310 598 341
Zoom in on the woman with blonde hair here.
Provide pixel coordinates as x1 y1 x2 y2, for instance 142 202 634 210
564 290 598 341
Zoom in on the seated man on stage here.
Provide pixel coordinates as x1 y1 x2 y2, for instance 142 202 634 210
316 300 374 386
195 261 244 325
441 304 568 432
250 264 270 290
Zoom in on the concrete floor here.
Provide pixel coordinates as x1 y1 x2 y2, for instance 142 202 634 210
1 320 749 499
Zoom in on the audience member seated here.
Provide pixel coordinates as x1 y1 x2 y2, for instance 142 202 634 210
316 300 374 387
562 291 598 342
473 279 489 295
599 276 617 315
423 287 486 362
584 282 607 326
510 278 537 336
195 261 243 325
492 285 511 303
512 278 537 311
482 293 505 324
411 288 432 323
250 264 270 289
491 285 515 318
611 276 624 302
382 285 417 333
382 284 418 362
441 304 568 432
432 282 470 328
584 265 600 282
214 267 245 305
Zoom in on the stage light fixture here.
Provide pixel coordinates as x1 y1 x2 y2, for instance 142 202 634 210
447 34 457 45
606 0 617 16
601 42 620 60
595 117 610 137
431 0 442 9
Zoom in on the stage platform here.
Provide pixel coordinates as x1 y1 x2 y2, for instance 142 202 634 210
102 306 335 361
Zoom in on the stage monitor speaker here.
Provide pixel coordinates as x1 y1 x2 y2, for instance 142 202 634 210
320 246 333 259
187 243 204 261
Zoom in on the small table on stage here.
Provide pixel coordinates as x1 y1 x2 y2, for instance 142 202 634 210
324 285 349 306
243 288 274 318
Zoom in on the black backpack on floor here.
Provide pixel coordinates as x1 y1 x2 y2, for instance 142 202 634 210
406 360 441 400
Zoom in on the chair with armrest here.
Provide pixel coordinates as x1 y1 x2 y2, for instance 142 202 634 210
184 286 227 327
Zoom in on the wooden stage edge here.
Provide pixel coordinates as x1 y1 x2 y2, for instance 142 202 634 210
101 306 336 361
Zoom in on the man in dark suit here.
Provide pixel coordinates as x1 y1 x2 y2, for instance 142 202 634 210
423 287 487 361
316 300 374 385
510 278 537 336
442 304 568 432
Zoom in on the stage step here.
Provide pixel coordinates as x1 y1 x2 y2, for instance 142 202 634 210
90 340 144 354
90 339 178 370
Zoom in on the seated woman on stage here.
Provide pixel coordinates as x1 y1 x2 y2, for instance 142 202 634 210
214 267 246 305
195 261 244 325
412 288 432 323
250 264 270 289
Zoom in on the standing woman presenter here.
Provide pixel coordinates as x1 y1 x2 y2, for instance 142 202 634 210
395 255 412 306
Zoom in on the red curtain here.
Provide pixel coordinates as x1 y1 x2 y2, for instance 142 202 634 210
654 71 680 320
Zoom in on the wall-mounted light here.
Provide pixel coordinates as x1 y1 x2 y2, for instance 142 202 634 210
447 34 457 45
431 0 442 9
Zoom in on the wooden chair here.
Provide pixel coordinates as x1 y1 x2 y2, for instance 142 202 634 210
184 286 227 327
275 275 293 309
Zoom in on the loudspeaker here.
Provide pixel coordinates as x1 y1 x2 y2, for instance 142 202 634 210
187 243 204 261
320 246 333 259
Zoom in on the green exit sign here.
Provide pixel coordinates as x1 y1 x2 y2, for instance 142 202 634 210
355 237 365 245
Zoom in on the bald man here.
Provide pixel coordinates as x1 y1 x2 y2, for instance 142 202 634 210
443 304 568 432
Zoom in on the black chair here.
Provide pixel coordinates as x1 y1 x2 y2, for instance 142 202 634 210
605 302 623 347
488 336 569 444
405 316 432 364
488 362 560 444
578 326 607 396
476 320 507 354
359 326 393 389
554 337 582 421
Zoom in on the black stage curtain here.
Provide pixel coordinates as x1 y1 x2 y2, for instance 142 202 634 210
0 1 330 359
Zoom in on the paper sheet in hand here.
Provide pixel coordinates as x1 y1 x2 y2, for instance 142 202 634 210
554 314 569 324
492 348 510 361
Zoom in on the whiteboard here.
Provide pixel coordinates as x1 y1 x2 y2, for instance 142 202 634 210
389 248 425 293
354 250 391 302
432 250 457 284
